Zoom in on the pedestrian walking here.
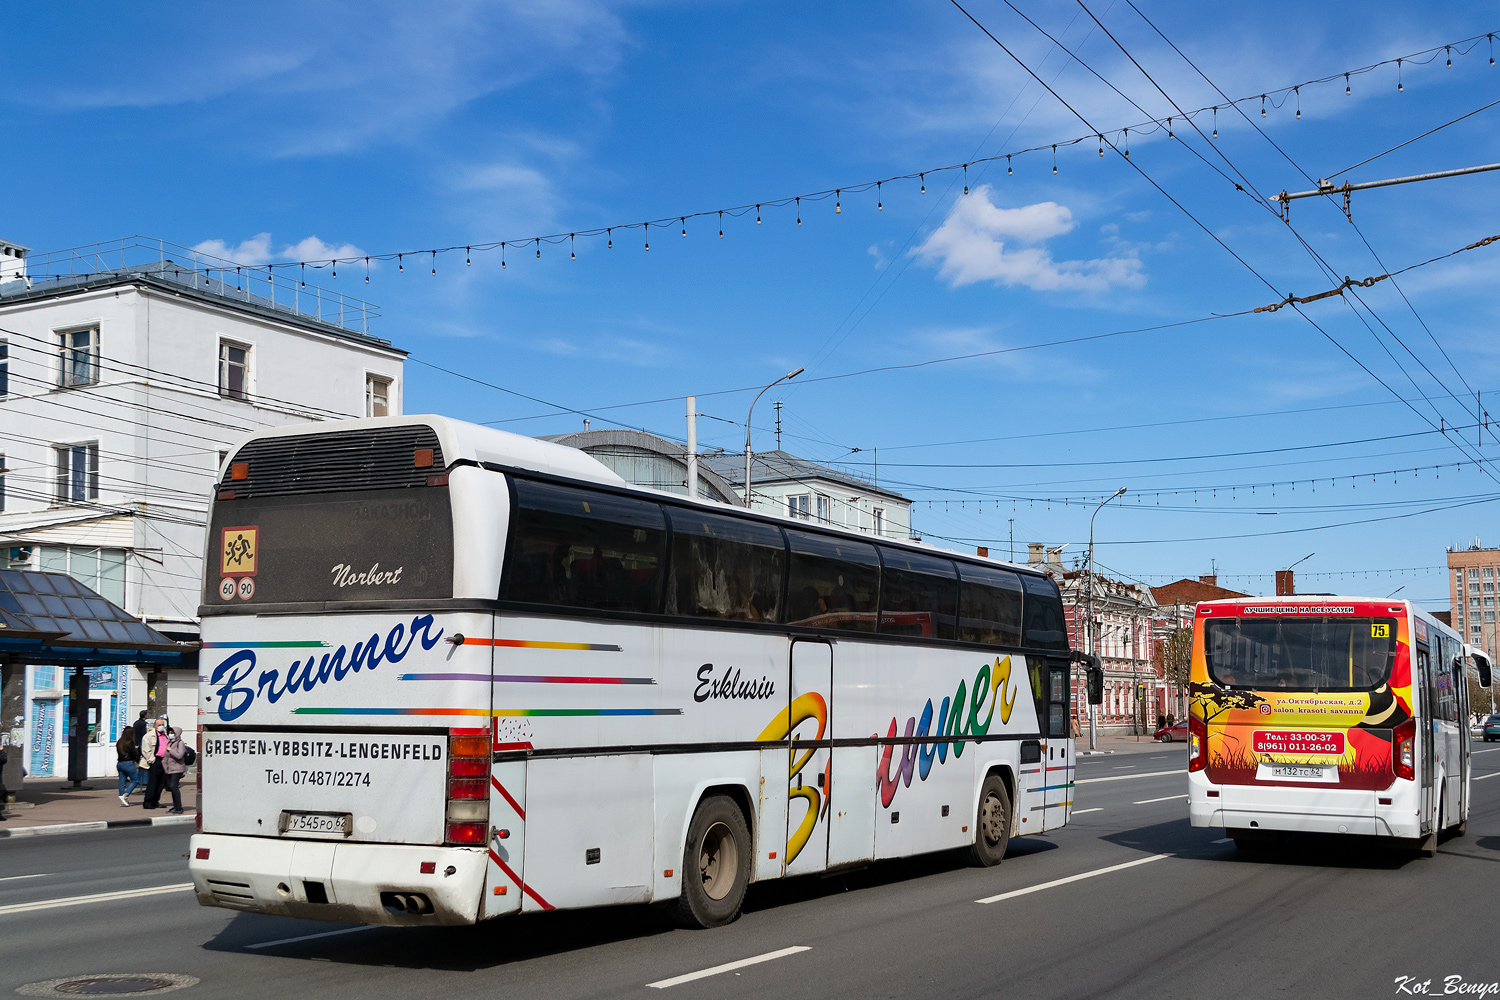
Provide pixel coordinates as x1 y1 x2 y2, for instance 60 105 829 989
0 743 8 821
132 710 148 748
162 726 188 814
115 727 143 805
141 718 169 809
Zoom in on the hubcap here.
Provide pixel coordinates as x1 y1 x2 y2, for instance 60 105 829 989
979 791 1005 846
697 821 739 901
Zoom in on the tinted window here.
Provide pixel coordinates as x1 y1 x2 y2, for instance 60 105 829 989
1021 574 1069 650
503 479 665 613
665 508 784 622
958 563 1024 646
785 530 879 632
878 548 957 639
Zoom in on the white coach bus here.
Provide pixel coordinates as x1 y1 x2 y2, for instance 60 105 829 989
188 416 1076 927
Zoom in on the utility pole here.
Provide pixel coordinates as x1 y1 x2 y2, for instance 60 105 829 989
773 401 782 451
1008 519 1014 562
686 396 699 500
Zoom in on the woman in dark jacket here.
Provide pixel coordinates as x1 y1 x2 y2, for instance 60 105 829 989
116 728 143 805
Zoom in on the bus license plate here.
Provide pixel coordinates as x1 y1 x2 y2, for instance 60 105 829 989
1257 763 1336 783
280 811 353 837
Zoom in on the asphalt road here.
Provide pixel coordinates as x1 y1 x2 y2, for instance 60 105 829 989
6 740 1500 1000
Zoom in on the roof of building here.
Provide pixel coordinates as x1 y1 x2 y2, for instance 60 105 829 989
0 569 188 663
0 237 397 351
541 429 745 506
699 450 910 504
1151 577 1252 605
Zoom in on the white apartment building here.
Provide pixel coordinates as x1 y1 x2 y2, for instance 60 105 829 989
701 450 913 540
0 237 406 777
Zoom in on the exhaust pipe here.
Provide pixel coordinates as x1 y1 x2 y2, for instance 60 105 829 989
380 891 433 916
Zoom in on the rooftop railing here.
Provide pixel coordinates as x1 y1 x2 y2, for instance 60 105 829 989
0 236 381 338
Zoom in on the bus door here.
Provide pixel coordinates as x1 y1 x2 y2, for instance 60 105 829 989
1451 646 1468 824
1416 641 1435 831
1043 659 1073 828
785 639 832 876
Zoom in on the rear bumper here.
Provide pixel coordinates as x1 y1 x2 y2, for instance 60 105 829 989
189 833 487 926
1188 771 1419 838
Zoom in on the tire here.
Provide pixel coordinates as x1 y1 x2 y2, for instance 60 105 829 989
1159 733 1172 743
967 773 1013 867
673 795 751 929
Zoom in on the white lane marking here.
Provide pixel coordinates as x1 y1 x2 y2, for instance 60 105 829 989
976 854 1168 904
1473 770 1500 781
1133 795 1187 805
246 926 376 950
1472 747 1500 754
0 874 49 883
649 946 811 989
1111 765 1137 769
1076 769 1183 785
1071 808 1103 815
1211 838 1233 844
0 882 191 917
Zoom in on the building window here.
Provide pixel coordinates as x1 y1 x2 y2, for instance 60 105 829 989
787 494 810 520
219 341 249 400
1487 569 1495 581
1474 624 1484 635
54 442 99 502
816 494 831 524
38 546 125 604
1472 583 1482 594
365 374 392 417
1487 611 1495 623
1473 598 1482 609
873 507 885 537
58 327 99 387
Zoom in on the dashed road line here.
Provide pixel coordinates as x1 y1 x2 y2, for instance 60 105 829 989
0 882 191 917
1133 794 1186 805
649 946 812 989
246 926 376 950
1076 769 1183 785
976 855 1169 904
1071 808 1103 815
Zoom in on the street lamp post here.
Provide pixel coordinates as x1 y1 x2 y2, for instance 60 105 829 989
744 367 804 508
1088 487 1127 751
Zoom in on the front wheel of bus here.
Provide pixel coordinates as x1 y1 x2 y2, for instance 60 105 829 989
674 795 751 929
968 774 1012 867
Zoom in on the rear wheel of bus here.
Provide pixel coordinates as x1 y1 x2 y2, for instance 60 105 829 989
968 774 1012 867
674 795 751 929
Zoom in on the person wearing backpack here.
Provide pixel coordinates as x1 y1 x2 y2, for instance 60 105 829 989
161 726 190 814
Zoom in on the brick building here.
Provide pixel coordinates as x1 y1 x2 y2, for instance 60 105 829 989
1448 541 1500 661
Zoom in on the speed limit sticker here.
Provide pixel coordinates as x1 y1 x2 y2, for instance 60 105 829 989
237 577 255 600
219 577 236 601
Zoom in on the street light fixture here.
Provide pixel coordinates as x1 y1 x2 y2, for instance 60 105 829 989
1087 487 1127 751
744 367 804 507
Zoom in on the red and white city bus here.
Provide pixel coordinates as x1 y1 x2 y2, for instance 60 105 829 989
1187 596 1492 852
188 416 1078 927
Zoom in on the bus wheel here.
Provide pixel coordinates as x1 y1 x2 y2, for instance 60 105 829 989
674 795 751 929
968 774 1012 867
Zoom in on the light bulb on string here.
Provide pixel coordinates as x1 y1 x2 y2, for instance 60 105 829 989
1490 34 1495 66
920 173 925 194
300 262 306 287
501 243 506 269
1006 155 1012 176
466 247 471 266
835 190 841 214
397 255 403 273
719 211 724 238
1052 145 1057 174
1098 134 1104 156
963 165 968 194
680 217 686 238
607 229 612 249
1447 46 1452 68
431 250 436 275
877 181 882 210
1398 58 1403 92
535 239 540 259
365 257 370 283
1295 87 1301 120
1167 117 1173 139
1123 128 1129 158
1260 94 1266 118
1346 73 1351 95
1212 106 1218 138
756 205 761 224
332 263 337 279
644 222 650 251
570 234 575 260
796 197 801 226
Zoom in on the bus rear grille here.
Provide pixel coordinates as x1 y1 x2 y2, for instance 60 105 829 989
207 878 255 903
221 426 446 498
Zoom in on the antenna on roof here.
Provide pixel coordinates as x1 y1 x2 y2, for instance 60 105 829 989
773 401 782 450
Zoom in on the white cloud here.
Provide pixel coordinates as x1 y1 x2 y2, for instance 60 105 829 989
192 234 368 265
915 186 1145 292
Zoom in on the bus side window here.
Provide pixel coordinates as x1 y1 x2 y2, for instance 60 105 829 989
877 548 958 639
1048 664 1069 737
785 529 880 632
663 507 785 622
503 479 667 614
957 563 1024 647
1021 575 1069 650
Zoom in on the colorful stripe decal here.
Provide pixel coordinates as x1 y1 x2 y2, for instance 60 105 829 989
1044 765 1077 772
399 673 655 685
291 707 682 717
1031 801 1074 811
1025 782 1077 793
457 638 622 652
200 641 329 649
491 776 526 821
488 848 552 911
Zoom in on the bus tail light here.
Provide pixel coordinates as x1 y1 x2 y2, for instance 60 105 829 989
1188 714 1208 772
1393 718 1416 780
446 728 489 846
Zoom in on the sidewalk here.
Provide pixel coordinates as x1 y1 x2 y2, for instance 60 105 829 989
0 774 197 838
1078 733 1181 755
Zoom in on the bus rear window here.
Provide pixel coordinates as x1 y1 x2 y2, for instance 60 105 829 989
1204 616 1397 691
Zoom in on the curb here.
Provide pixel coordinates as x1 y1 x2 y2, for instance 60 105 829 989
0 815 196 839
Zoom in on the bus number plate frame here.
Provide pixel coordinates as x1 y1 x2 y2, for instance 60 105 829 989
1257 763 1337 783
279 810 354 838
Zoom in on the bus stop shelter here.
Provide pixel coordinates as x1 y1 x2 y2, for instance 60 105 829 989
0 569 194 794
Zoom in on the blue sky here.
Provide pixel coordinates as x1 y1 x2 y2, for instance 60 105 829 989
5 1 1500 606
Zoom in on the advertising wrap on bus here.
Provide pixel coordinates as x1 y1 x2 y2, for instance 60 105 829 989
1188 600 1410 790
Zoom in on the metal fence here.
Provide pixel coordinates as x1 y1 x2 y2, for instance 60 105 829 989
0 236 380 336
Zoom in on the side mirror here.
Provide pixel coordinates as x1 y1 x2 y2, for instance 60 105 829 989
1086 655 1104 705
1466 644 1493 688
